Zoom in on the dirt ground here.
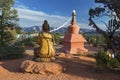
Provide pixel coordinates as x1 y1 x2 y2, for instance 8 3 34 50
0 45 120 80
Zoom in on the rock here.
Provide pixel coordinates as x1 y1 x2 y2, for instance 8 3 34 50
20 60 63 75
58 53 73 59
58 53 66 57
66 54 73 59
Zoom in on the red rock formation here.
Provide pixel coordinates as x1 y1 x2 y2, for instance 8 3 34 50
20 60 63 75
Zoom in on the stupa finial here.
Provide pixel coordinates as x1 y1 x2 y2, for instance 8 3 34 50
71 10 76 24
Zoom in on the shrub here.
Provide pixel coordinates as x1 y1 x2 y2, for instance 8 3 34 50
54 33 62 45
91 38 97 47
95 50 120 69
0 45 25 60
21 37 37 46
84 34 106 46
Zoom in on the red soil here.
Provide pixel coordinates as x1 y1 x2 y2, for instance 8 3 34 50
0 45 120 80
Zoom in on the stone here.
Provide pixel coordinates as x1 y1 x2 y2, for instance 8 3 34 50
20 60 63 75
58 53 73 59
58 53 66 58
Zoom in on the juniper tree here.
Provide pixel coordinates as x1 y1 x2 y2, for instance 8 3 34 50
88 0 120 55
0 0 19 46
95 0 120 19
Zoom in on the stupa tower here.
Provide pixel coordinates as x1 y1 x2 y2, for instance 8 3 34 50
61 10 88 54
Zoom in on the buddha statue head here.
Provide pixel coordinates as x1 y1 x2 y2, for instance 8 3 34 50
42 20 50 32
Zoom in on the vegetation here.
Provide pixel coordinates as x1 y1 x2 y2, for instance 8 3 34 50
0 0 25 59
88 0 120 61
84 34 106 47
0 45 25 60
0 0 19 46
95 49 120 69
21 36 37 46
15 25 23 34
88 0 120 69
95 0 120 19
54 33 63 45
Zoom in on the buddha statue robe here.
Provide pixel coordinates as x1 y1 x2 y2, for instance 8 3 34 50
34 32 56 62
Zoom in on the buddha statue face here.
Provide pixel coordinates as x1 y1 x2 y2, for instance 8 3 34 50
42 20 50 32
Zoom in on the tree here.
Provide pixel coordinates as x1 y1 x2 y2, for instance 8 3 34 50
88 0 120 56
0 0 19 46
14 25 23 34
95 0 120 19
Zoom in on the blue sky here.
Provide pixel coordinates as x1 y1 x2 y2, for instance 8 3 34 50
14 0 104 29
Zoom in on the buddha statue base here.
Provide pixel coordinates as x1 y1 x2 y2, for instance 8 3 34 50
33 57 55 62
33 47 56 62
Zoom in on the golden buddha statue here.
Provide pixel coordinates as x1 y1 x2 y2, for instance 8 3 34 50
34 20 56 62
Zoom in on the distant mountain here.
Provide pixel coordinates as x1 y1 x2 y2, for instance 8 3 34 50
81 28 98 34
22 26 98 34
22 26 41 32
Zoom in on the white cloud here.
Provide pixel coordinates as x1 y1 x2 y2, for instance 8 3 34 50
96 23 107 30
15 0 107 30
16 7 107 30
16 5 29 9
15 0 29 9
78 23 91 29
79 22 107 30
15 4 69 27
15 2 94 29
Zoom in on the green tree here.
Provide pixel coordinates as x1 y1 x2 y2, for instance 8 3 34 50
0 0 19 46
14 25 23 34
95 0 120 19
54 33 61 45
88 0 120 53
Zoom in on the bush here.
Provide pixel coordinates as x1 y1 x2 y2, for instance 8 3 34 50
0 45 25 60
95 50 120 69
21 37 37 46
84 34 106 46
54 33 62 45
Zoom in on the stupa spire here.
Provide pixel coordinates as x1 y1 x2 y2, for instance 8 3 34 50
71 10 77 25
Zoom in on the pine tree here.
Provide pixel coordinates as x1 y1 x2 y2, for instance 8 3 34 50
95 0 120 19
88 0 120 61
0 0 19 46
